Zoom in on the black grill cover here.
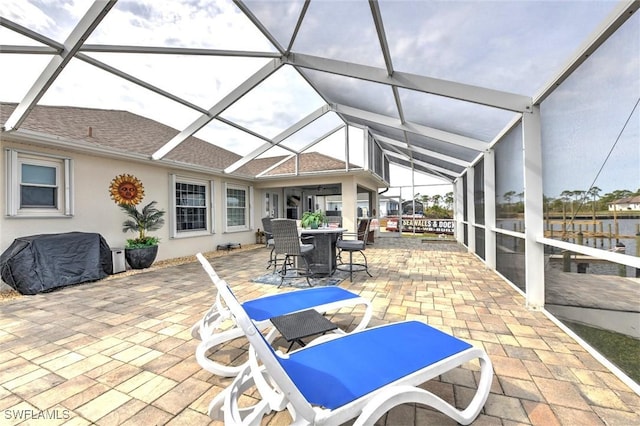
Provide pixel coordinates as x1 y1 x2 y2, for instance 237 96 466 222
0 232 112 295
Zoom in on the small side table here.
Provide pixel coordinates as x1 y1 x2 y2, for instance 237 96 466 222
270 309 338 352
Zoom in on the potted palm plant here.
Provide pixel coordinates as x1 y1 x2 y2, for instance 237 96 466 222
120 200 165 269
301 210 325 229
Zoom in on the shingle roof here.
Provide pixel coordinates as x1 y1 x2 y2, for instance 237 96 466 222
0 102 241 171
234 155 288 176
0 103 358 179
612 195 640 204
263 152 351 176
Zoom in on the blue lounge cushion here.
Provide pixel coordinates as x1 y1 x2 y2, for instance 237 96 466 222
242 287 360 322
279 321 472 409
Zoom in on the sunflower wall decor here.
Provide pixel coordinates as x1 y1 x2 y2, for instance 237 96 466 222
109 174 145 205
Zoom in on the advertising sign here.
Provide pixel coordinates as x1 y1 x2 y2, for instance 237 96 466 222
385 217 454 234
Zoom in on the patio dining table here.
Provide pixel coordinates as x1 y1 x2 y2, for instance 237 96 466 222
300 227 346 276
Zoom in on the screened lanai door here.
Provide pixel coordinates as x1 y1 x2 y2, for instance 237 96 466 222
264 192 280 218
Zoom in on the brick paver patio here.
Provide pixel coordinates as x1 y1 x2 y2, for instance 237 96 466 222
1 236 638 425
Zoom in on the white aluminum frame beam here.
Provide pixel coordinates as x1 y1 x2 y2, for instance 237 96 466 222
223 105 331 173
80 44 280 58
256 154 296 178
535 1 639 105
484 149 496 269
234 0 286 54
522 106 545 309
284 0 310 53
370 1 394 76
333 103 488 151
0 18 210 117
0 52 209 117
152 58 284 160
3 0 116 132
385 150 458 179
215 116 275 144
375 134 471 168
285 53 532 113
369 1 411 127
297 124 344 154
0 17 63 50
78 53 209 114
253 124 346 178
455 178 465 242
466 166 476 253
225 141 279 174
0 45 58 54
271 104 331 145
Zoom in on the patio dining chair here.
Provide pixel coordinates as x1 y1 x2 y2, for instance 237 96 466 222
336 218 373 281
261 217 278 270
191 254 372 377
196 254 494 426
270 218 315 287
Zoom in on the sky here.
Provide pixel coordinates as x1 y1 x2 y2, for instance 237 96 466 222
0 0 636 199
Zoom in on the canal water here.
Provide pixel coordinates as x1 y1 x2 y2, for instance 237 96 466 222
547 218 639 257
498 218 639 276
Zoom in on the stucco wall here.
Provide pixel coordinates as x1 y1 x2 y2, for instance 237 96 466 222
1 141 257 262
2 139 385 270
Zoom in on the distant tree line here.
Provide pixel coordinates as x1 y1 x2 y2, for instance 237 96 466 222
499 187 640 216
412 192 454 218
406 187 638 219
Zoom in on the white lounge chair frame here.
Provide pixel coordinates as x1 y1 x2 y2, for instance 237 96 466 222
191 254 373 377
196 253 494 425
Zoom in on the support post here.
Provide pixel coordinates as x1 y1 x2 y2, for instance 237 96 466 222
522 106 545 309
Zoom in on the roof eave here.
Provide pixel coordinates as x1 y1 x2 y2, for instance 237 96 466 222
1 128 234 178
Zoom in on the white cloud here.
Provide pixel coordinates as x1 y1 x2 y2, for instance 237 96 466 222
87 0 272 51
0 0 56 37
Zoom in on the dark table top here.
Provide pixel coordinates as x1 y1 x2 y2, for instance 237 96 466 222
271 309 338 342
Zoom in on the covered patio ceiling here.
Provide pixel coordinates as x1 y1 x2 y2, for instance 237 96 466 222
1 0 634 184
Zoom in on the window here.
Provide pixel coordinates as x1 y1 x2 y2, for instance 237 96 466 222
176 182 206 231
170 175 212 237
225 183 250 231
5 149 72 217
21 163 58 208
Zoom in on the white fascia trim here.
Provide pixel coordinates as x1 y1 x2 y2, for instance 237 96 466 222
1 129 230 177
